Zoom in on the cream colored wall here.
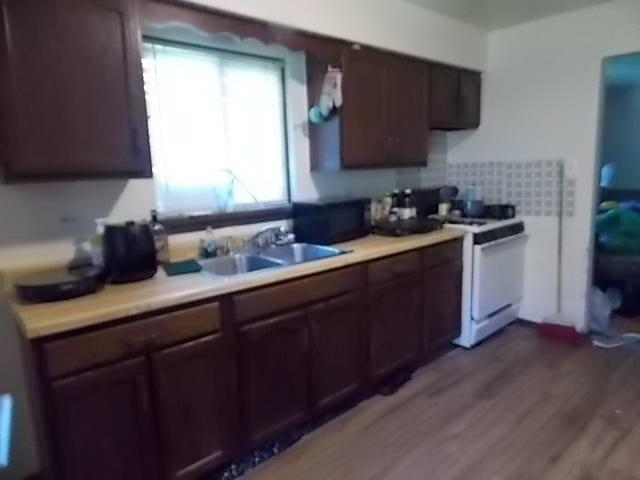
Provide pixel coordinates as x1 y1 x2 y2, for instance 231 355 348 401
448 0 640 329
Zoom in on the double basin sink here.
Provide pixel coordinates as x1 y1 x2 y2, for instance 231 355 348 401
199 243 350 277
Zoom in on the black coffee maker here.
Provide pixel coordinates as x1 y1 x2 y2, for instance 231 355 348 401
103 221 157 283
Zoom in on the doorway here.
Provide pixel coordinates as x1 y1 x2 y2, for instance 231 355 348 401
593 52 640 332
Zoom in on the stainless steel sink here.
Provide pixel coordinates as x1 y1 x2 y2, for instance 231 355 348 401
198 243 349 277
260 243 349 265
200 254 284 276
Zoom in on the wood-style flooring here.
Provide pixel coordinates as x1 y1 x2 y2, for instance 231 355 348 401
244 324 640 479
612 315 640 335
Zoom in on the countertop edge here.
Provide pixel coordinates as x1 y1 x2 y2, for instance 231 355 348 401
11 229 465 340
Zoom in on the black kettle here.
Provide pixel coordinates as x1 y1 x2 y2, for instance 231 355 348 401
103 221 157 284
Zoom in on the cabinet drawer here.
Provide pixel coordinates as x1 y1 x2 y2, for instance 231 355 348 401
44 303 222 379
233 267 361 324
367 251 421 285
423 240 463 270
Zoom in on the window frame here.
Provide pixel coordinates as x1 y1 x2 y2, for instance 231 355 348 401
159 205 292 234
141 36 294 231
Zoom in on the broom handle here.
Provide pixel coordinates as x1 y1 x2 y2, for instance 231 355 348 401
557 162 564 315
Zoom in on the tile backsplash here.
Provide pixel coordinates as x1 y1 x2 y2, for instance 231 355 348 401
446 160 505 204
448 159 576 217
395 133 575 218
395 131 448 190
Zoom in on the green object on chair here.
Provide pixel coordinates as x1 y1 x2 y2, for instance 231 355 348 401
162 259 202 276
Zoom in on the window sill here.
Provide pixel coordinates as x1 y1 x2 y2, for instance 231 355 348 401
161 205 292 234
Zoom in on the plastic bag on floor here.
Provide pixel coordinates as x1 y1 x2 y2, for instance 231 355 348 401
590 286 640 349
590 286 621 333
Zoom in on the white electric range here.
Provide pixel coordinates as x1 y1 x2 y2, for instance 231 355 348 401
443 217 527 348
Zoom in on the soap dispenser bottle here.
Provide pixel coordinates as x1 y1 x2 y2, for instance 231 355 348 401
150 210 170 264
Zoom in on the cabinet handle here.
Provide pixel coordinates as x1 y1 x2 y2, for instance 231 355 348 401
126 332 161 351
136 376 151 415
130 128 141 160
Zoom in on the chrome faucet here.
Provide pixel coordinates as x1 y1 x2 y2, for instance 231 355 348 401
248 226 293 249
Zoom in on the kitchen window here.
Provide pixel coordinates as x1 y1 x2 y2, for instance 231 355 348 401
142 40 290 216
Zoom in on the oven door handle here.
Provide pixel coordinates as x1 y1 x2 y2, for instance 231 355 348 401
475 233 528 250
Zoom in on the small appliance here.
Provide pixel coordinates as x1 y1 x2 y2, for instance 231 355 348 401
103 221 157 283
292 197 370 245
483 204 516 220
13 266 103 303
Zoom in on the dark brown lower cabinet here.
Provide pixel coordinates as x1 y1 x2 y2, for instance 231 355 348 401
37 243 464 480
50 358 160 480
309 292 364 413
367 274 422 381
238 310 310 446
151 334 236 480
424 260 463 352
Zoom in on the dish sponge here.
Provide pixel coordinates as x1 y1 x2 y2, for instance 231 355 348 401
162 259 202 276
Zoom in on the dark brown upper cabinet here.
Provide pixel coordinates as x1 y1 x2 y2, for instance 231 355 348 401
0 0 152 181
386 57 430 166
340 49 389 168
430 65 481 130
309 47 430 171
459 71 482 128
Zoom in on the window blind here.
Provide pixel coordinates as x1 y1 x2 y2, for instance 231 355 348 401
142 40 289 215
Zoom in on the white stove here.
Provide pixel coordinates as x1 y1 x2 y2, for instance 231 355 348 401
442 217 527 348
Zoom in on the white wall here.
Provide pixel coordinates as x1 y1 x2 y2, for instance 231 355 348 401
190 0 487 71
448 0 640 330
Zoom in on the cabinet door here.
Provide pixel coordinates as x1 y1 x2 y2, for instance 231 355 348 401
367 275 422 381
51 358 159 480
152 334 236 480
424 261 463 352
0 0 151 179
386 59 429 166
309 292 363 413
459 71 481 129
238 310 310 446
429 65 460 129
341 49 389 167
